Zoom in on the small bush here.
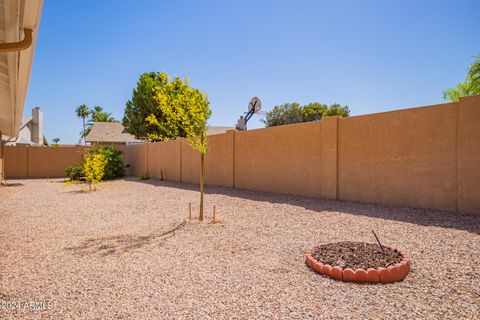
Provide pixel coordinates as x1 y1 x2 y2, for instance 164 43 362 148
84 153 108 191
86 146 125 179
139 172 150 181
65 163 84 180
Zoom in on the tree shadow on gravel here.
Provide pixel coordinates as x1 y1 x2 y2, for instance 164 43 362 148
64 221 187 256
1 182 24 187
126 177 480 235
61 189 88 195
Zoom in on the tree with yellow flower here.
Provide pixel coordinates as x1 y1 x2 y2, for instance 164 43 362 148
123 72 211 220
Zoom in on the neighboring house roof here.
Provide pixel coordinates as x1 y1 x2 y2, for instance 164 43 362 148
85 123 234 143
85 122 142 143
0 0 44 137
206 126 235 136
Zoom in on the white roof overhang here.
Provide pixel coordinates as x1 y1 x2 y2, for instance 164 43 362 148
0 0 43 137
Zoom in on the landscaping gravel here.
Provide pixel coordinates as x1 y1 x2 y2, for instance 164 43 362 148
1 178 479 319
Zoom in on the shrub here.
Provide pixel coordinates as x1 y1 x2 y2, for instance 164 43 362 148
83 153 107 191
139 172 150 181
65 163 84 180
86 146 125 179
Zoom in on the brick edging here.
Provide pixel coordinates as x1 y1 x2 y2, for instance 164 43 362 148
305 244 411 283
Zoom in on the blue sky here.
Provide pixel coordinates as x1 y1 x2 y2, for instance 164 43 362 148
25 0 480 144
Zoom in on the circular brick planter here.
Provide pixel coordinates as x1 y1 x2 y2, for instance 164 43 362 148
305 243 411 283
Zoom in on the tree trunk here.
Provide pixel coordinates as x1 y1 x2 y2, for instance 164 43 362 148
82 118 86 146
199 151 205 221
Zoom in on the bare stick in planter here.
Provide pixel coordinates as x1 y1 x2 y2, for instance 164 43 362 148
372 230 385 254
212 205 216 224
188 202 192 221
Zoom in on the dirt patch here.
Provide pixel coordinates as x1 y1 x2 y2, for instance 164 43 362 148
311 241 403 270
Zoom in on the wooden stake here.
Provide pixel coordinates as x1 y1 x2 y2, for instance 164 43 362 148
188 202 192 221
372 230 385 254
212 205 216 224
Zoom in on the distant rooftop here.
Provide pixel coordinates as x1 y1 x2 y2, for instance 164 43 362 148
206 126 235 136
85 123 234 144
85 122 142 143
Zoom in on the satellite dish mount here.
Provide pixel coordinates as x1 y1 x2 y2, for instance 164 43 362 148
236 97 261 130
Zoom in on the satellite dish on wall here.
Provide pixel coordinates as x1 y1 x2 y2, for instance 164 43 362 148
236 96 262 131
248 96 262 113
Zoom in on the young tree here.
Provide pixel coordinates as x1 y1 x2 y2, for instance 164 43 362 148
75 104 90 145
83 152 107 192
126 72 211 220
443 55 480 102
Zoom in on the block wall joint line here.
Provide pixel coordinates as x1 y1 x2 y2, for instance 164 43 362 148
335 116 339 201
179 139 182 182
455 100 460 213
146 142 149 176
26 145 29 179
232 130 236 188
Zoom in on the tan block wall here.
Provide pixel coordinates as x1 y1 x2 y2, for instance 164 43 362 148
5 146 83 178
180 139 200 184
338 103 458 211
124 143 147 177
4 145 28 178
458 95 480 213
28 146 84 178
136 97 479 214
4 96 480 214
205 131 234 187
235 121 323 197
147 140 181 181
180 132 235 187
320 116 338 199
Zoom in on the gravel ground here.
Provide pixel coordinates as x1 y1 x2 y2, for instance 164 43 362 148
1 178 479 319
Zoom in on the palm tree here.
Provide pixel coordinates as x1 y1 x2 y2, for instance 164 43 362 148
90 106 105 121
84 106 117 137
75 104 90 145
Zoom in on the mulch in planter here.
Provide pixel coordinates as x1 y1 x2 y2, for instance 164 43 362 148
311 241 403 270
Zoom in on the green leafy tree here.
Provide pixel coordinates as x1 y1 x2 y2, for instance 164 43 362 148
323 103 350 117
443 55 480 102
125 72 211 220
263 102 349 127
75 104 90 144
123 72 169 140
262 103 303 127
301 103 328 122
